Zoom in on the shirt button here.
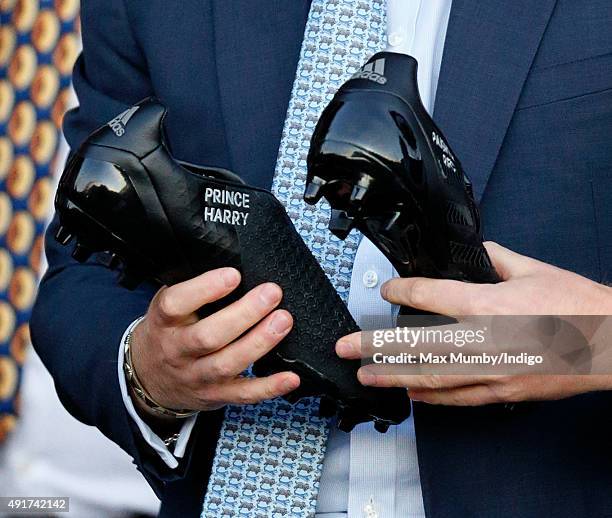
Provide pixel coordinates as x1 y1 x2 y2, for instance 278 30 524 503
388 32 404 47
362 270 378 288
363 497 379 518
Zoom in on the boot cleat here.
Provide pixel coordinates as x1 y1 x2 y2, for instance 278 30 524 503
329 209 356 240
71 243 93 263
303 175 327 204
54 98 410 432
306 52 500 308
54 225 73 245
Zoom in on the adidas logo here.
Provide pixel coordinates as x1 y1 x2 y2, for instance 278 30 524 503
108 106 139 137
352 58 387 84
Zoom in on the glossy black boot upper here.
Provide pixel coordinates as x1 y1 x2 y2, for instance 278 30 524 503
56 102 242 287
305 52 500 285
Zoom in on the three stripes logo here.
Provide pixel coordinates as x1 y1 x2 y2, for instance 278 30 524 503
108 106 140 137
352 58 387 84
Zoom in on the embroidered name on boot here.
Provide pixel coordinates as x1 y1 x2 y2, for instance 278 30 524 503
203 187 250 226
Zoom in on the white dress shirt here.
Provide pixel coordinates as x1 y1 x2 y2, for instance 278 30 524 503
119 1 453 516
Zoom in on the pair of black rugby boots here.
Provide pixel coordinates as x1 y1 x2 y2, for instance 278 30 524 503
53 52 499 432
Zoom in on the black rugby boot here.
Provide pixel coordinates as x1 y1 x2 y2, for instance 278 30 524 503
305 52 500 315
54 98 409 432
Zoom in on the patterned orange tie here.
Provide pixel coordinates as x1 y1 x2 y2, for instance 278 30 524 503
0 0 80 443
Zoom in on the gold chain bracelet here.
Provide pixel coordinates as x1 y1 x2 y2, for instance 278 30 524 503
123 326 198 419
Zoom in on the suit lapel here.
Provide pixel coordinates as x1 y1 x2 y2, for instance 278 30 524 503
433 0 558 201
211 0 310 190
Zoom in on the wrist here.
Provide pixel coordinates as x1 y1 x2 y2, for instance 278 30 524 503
128 382 187 438
124 320 198 419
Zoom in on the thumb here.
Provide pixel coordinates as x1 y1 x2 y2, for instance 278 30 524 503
483 241 541 280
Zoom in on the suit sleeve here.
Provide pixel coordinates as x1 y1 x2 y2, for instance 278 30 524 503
30 0 201 496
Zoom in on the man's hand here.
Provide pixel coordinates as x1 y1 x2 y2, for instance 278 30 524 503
381 242 612 317
336 242 612 406
131 267 299 415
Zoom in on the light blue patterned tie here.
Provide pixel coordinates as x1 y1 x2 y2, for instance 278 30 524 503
202 2 386 516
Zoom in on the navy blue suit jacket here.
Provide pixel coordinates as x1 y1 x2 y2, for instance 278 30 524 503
31 1 612 517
